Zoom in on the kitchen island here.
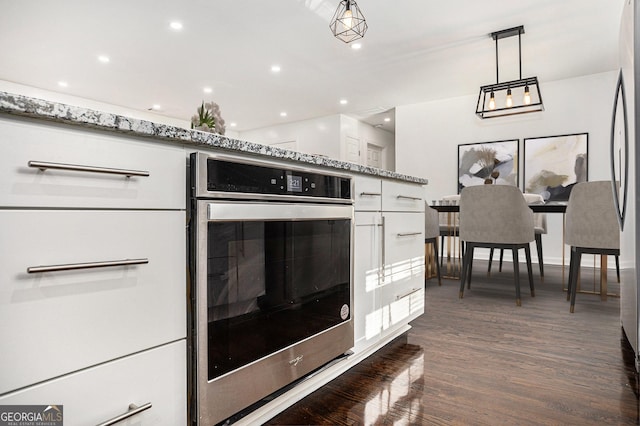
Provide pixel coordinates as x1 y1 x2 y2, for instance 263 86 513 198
0 91 427 425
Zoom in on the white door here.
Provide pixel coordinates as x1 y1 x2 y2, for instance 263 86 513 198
367 144 383 168
346 136 360 164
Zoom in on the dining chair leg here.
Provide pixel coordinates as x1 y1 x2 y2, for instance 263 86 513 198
566 248 575 301
512 247 521 306
459 244 471 298
524 244 535 297
440 235 445 269
569 248 583 313
487 248 494 276
499 249 504 272
467 245 475 289
535 233 544 279
615 255 620 283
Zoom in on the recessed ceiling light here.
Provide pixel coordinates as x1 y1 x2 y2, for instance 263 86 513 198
230 122 237 127
339 99 348 105
271 65 281 73
351 43 362 50
384 117 391 122
280 112 287 117
169 21 183 31
57 81 68 88
98 55 110 63
152 104 161 110
203 87 212 94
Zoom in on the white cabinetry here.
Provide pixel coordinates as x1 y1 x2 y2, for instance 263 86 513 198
0 116 186 425
353 176 425 353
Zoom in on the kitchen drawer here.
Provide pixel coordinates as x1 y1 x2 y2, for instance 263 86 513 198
380 279 424 336
381 180 424 212
0 340 186 426
354 175 382 211
0 116 185 209
0 210 186 394
382 212 424 277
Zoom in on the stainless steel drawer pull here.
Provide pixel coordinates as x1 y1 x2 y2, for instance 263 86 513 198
396 287 422 300
396 195 422 201
360 192 382 197
27 258 149 274
28 160 150 177
397 231 421 237
96 402 152 426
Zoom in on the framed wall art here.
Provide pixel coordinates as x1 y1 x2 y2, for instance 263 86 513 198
523 133 588 201
457 139 519 193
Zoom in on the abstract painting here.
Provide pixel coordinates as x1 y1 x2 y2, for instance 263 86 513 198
457 139 519 193
523 133 588 201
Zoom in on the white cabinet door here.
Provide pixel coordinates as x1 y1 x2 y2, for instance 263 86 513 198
0 117 185 209
354 176 382 211
0 210 186 394
0 341 186 426
381 180 424 212
353 211 382 351
379 211 425 338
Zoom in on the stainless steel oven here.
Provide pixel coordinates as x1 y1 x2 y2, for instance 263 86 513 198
188 152 354 425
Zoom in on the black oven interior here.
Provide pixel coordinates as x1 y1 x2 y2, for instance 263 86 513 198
206 218 351 379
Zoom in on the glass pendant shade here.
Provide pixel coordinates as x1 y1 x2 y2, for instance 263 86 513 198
523 85 531 105
330 0 368 43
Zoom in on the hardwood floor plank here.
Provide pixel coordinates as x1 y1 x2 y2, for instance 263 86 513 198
265 261 639 425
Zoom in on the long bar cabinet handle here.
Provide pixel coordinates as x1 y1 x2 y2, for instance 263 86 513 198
96 402 152 426
380 216 386 284
396 287 422 300
396 195 422 201
397 231 422 237
359 192 382 197
27 258 149 274
28 160 150 177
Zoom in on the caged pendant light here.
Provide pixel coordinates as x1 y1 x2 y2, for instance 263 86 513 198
330 0 368 43
476 26 544 119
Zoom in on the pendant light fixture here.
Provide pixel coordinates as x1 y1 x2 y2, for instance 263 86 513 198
330 0 368 44
476 26 544 119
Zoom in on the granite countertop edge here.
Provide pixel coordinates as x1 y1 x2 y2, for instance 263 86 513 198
0 91 428 185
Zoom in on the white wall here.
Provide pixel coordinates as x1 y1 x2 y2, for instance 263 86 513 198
239 115 342 159
240 114 396 170
396 71 623 266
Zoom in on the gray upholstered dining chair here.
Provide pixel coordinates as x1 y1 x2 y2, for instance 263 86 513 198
488 192 547 278
565 181 620 313
459 185 535 306
424 203 442 285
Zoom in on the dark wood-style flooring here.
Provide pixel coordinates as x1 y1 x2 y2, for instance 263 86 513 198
265 261 639 425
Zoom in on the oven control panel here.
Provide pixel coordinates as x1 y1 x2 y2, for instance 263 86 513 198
192 153 352 201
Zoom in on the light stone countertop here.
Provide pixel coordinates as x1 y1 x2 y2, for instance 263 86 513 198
0 91 427 185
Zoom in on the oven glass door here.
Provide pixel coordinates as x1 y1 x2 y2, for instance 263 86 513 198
199 202 352 381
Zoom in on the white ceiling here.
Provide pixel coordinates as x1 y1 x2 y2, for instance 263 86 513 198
0 0 625 133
